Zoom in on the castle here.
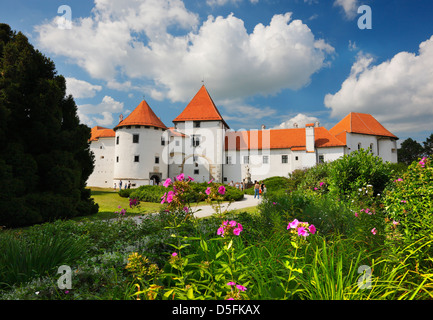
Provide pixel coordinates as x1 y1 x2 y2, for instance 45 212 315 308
87 85 398 188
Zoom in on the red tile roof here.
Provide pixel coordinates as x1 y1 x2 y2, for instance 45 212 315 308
225 127 346 150
114 100 167 130
173 85 229 128
90 126 115 141
329 112 398 139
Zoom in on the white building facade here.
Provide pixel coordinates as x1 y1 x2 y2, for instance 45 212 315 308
86 86 398 188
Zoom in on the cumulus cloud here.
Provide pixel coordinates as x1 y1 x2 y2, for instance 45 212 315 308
65 77 102 99
334 0 359 19
273 113 320 129
35 0 334 105
324 36 433 134
77 95 124 126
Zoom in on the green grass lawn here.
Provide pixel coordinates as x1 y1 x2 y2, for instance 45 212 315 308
78 188 162 221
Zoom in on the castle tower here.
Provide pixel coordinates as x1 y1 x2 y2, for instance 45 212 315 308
113 100 168 187
171 85 229 183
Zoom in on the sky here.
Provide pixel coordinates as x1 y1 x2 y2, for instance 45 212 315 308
1 0 433 145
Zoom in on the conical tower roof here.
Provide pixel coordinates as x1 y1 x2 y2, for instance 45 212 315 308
114 100 167 130
173 85 229 128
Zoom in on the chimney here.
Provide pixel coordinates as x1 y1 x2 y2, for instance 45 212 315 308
293 123 298 128
261 124 266 130
119 114 124 123
315 121 320 127
305 123 315 153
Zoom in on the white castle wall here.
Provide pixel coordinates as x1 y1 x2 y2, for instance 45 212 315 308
87 137 115 188
113 126 168 187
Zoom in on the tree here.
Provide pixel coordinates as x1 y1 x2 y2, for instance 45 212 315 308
423 133 433 157
397 138 424 165
0 24 98 227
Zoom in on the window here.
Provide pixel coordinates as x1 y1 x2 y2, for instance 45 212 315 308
369 143 374 153
243 156 249 164
282 155 288 163
194 169 199 175
192 135 200 147
116 156 119 163
226 156 232 164
135 125 141 128
100 156 104 159
161 137 165 146
155 156 160 164
116 136 119 145
133 134 139 143
295 156 299 161
318 155 324 164
126 126 131 129
358 143 361 150
134 155 140 162
263 155 269 164
194 121 201 128
175 140 180 146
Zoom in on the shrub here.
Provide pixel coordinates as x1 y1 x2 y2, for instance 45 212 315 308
298 162 332 192
328 149 392 199
129 183 244 203
383 155 433 243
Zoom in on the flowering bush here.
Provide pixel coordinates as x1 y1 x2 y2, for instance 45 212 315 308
217 220 243 237
287 219 316 237
383 155 433 244
225 281 248 300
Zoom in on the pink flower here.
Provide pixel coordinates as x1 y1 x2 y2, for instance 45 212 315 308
222 220 228 226
401 200 407 203
172 252 178 257
355 212 359 218
236 285 247 292
227 281 236 286
208 179 214 184
205 187 212 195
392 220 399 226
187 176 194 181
288 219 299 229
297 227 308 237
218 185 226 195
309 225 316 235
163 178 172 188
237 223 243 232
226 297 234 300
183 206 189 213
233 228 242 236
314 187 318 190
217 227 225 236
177 173 185 181
229 220 237 227
167 191 174 203
371 228 377 235
319 182 325 187
273 202 276 205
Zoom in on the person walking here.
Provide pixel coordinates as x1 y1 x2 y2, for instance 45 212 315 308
254 180 260 199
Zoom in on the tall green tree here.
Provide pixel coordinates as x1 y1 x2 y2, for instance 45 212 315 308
0 24 98 227
397 138 424 165
423 133 433 157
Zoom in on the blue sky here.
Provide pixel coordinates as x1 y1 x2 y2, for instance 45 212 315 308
1 0 433 144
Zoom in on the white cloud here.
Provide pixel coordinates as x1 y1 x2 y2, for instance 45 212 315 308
334 0 359 19
65 77 102 98
35 1 334 106
324 36 433 134
273 113 320 129
206 0 242 6
77 95 124 127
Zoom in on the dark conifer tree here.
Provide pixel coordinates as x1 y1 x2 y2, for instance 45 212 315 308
0 24 98 227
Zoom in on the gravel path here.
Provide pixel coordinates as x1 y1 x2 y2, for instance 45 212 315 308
130 194 262 224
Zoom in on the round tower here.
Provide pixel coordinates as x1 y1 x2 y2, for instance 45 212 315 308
113 100 168 187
